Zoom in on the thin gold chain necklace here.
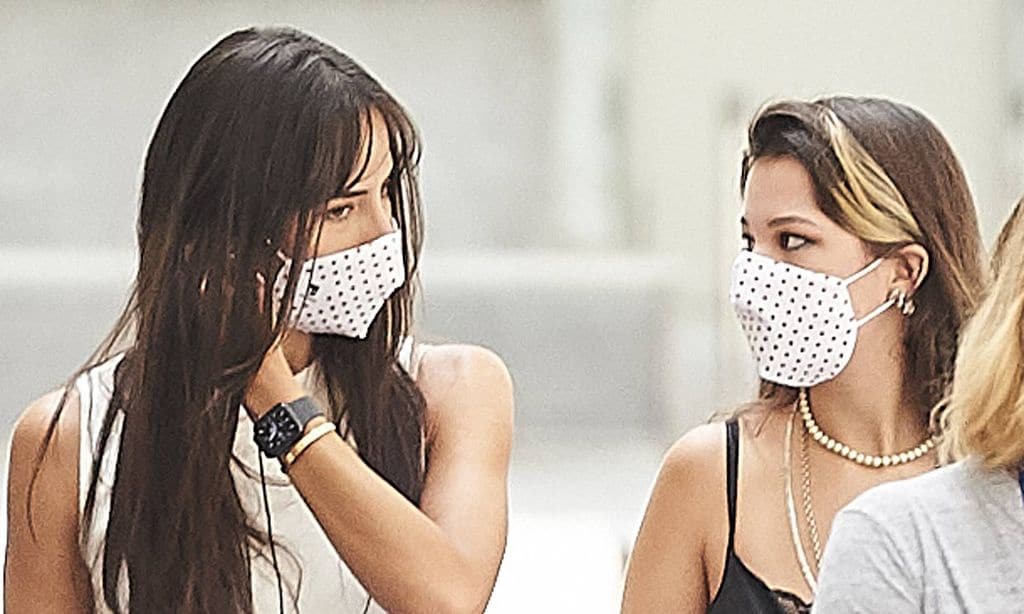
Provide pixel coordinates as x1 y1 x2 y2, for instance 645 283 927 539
799 420 823 572
784 408 819 593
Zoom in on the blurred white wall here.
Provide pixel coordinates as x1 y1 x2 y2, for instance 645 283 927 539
2 2 1021 612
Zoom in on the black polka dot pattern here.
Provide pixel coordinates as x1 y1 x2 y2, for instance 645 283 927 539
272 230 406 339
729 251 857 387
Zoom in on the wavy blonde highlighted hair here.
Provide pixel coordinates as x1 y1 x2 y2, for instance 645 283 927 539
821 109 923 244
739 97 986 418
937 199 1024 470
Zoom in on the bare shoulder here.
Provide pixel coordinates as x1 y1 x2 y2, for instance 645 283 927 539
6 389 93 612
7 388 81 543
416 343 512 397
643 421 730 544
623 421 729 611
658 421 734 551
660 422 727 486
415 344 514 440
10 388 79 469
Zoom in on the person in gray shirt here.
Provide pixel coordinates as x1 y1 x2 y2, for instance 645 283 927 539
814 199 1024 614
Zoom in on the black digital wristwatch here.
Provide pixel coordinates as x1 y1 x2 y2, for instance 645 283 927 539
253 396 324 458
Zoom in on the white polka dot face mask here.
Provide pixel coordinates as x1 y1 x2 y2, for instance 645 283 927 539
271 228 406 339
729 251 895 388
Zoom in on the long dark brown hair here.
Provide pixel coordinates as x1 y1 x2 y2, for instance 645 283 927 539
738 96 986 417
31 26 427 612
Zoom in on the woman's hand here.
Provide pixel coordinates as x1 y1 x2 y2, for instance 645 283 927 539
244 342 305 419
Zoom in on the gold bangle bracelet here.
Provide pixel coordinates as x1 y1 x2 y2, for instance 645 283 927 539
281 422 336 471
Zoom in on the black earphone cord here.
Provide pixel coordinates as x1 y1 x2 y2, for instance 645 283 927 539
257 454 372 614
257 454 286 614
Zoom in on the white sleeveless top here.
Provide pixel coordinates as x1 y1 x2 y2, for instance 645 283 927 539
76 340 422 613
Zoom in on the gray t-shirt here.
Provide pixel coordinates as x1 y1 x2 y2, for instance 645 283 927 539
813 459 1024 613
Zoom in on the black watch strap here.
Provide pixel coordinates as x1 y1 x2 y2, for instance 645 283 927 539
285 396 323 427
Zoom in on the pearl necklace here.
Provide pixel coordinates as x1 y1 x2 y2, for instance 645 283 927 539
798 388 937 468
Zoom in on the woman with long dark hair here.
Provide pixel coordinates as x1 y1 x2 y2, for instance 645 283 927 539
5 27 514 613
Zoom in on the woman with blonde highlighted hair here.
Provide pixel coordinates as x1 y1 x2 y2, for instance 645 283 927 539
813 199 1024 613
622 97 986 614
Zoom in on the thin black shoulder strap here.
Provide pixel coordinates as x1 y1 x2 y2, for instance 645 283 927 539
724 419 740 552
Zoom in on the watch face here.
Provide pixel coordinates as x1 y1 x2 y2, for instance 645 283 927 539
254 405 301 457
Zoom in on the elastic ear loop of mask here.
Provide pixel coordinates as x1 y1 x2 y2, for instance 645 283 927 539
843 258 897 329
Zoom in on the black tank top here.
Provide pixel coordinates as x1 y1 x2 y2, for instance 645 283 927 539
706 420 811 614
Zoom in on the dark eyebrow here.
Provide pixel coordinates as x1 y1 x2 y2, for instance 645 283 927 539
768 214 819 229
336 137 395 199
740 213 820 230
337 160 394 199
